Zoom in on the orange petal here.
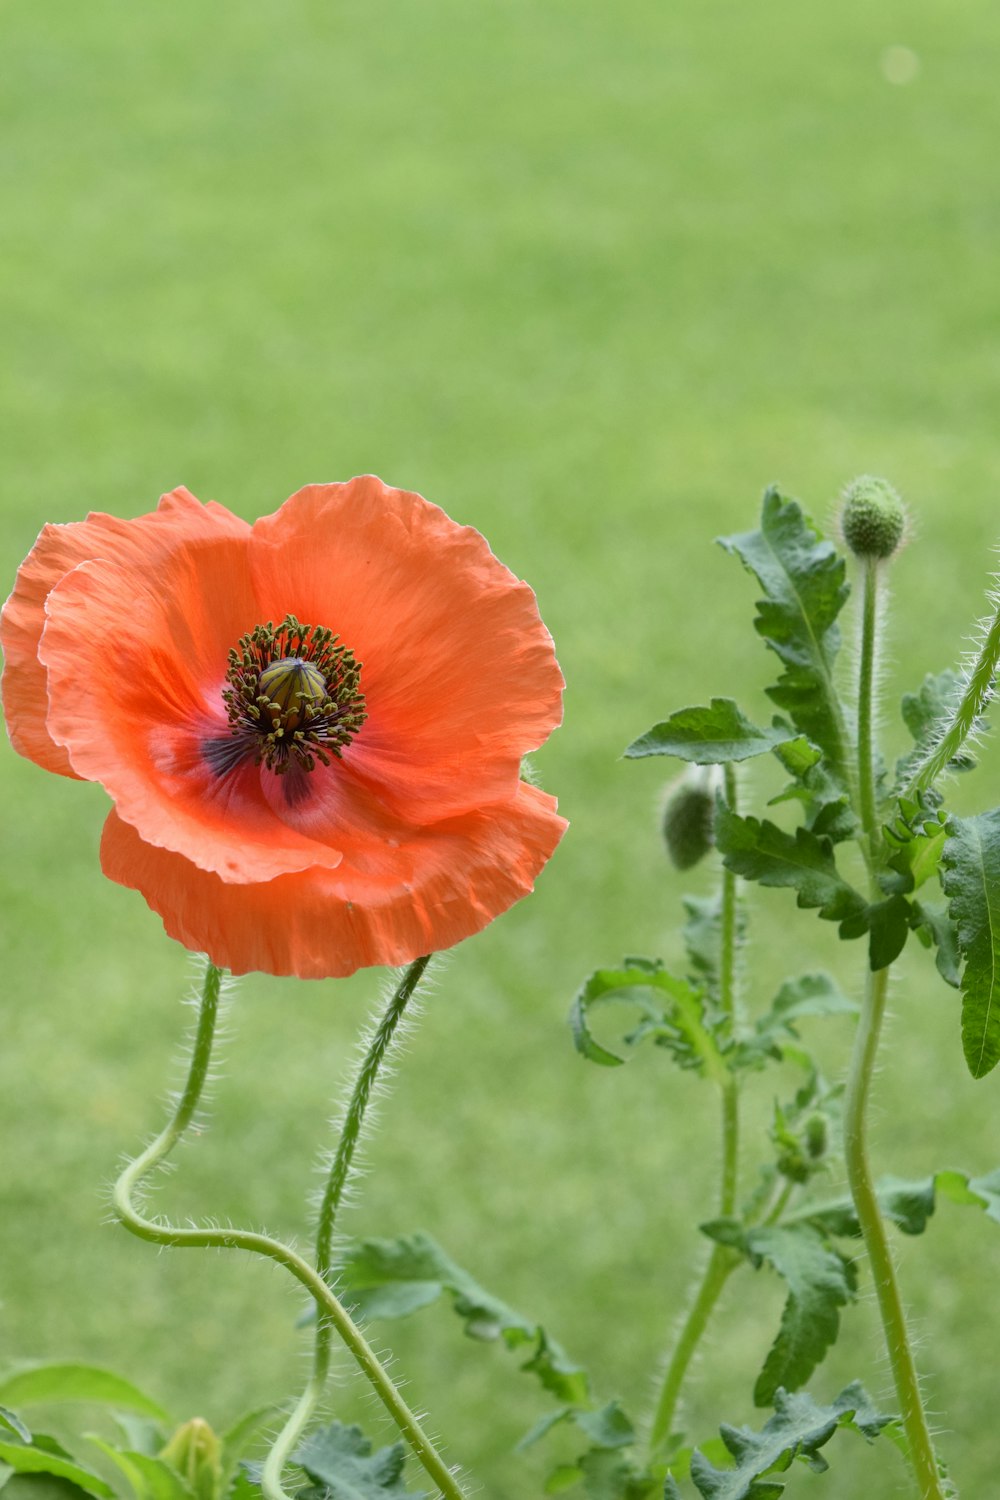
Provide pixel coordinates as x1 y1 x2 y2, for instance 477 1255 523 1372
100 783 567 978
249 478 565 823
39 543 347 881
1 488 248 777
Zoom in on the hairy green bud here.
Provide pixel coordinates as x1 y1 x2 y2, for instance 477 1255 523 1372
805 1114 828 1160
661 771 716 870
840 475 906 560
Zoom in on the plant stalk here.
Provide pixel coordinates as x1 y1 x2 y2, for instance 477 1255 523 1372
846 559 946 1499
112 960 465 1500
263 957 432 1499
648 764 741 1461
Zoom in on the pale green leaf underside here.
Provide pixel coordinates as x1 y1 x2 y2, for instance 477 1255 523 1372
295 1421 427 1499
744 1226 855 1406
678 1384 893 1500
336 1231 588 1405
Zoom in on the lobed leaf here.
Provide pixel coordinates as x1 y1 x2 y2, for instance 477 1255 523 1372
624 700 812 767
745 1226 856 1406
569 963 728 1084
799 1167 1000 1238
336 1232 588 1405
940 811 1000 1077
750 974 856 1060
676 1384 895 1500
718 489 851 787
294 1422 427 1500
714 805 867 933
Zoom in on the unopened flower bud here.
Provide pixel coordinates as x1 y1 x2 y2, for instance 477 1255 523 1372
805 1114 828 1160
840 476 906 561
160 1418 222 1500
661 770 716 870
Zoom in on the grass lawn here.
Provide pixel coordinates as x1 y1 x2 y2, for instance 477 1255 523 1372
4 1 1000 1494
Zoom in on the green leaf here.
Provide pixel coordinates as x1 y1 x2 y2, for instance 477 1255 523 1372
625 701 812 767
802 1167 1000 1238
714 805 867 932
681 1383 895 1499
86 1444 195 1500
575 1448 661 1499
294 1423 427 1499
569 964 728 1084
336 1232 588 1405
218 1410 275 1487
866 895 912 972
883 819 947 895
941 811 1000 1077
896 669 973 783
741 1226 856 1405
752 974 857 1058
0 1445 114 1500
911 902 961 988
719 489 851 785
0 1370 167 1425
0 1418 29 1448
573 1404 636 1452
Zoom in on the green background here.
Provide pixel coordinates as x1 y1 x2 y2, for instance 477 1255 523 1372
3 2 1000 1494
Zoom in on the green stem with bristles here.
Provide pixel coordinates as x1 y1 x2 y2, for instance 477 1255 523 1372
264 956 432 1500
648 763 741 1463
904 586 1000 804
112 959 466 1500
845 559 947 1500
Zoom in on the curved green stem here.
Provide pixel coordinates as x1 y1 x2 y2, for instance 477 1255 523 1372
648 765 741 1462
848 565 946 1499
904 587 1000 804
843 968 945 1499
264 957 432 1499
112 960 466 1500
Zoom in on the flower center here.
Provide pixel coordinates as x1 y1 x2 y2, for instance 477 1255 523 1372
221 614 366 774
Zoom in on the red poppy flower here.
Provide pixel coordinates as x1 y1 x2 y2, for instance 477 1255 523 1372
1 478 566 978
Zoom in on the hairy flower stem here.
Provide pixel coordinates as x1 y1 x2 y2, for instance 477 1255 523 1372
648 765 741 1462
112 960 466 1500
845 561 946 1500
903 587 1000 804
262 956 432 1500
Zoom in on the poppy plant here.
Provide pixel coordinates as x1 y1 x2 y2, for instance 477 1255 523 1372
1 477 566 978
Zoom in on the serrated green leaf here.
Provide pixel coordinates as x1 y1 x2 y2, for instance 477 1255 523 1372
741 1226 856 1406
0 1370 167 1425
0 1444 114 1500
569 965 728 1084
336 1232 588 1404
86 1443 195 1500
798 1167 1000 1238
941 811 1000 1077
896 669 973 784
715 805 867 932
883 820 947 895
682 1384 894 1499
516 1409 573 1453
625 701 811 767
910 902 961 987
718 489 851 785
0 1417 29 1448
294 1423 427 1500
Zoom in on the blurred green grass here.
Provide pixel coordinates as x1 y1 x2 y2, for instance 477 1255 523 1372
4 1 1000 1494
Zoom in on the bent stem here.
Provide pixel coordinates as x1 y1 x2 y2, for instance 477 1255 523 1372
648 764 741 1463
847 559 945 1500
112 959 466 1500
263 955 432 1500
